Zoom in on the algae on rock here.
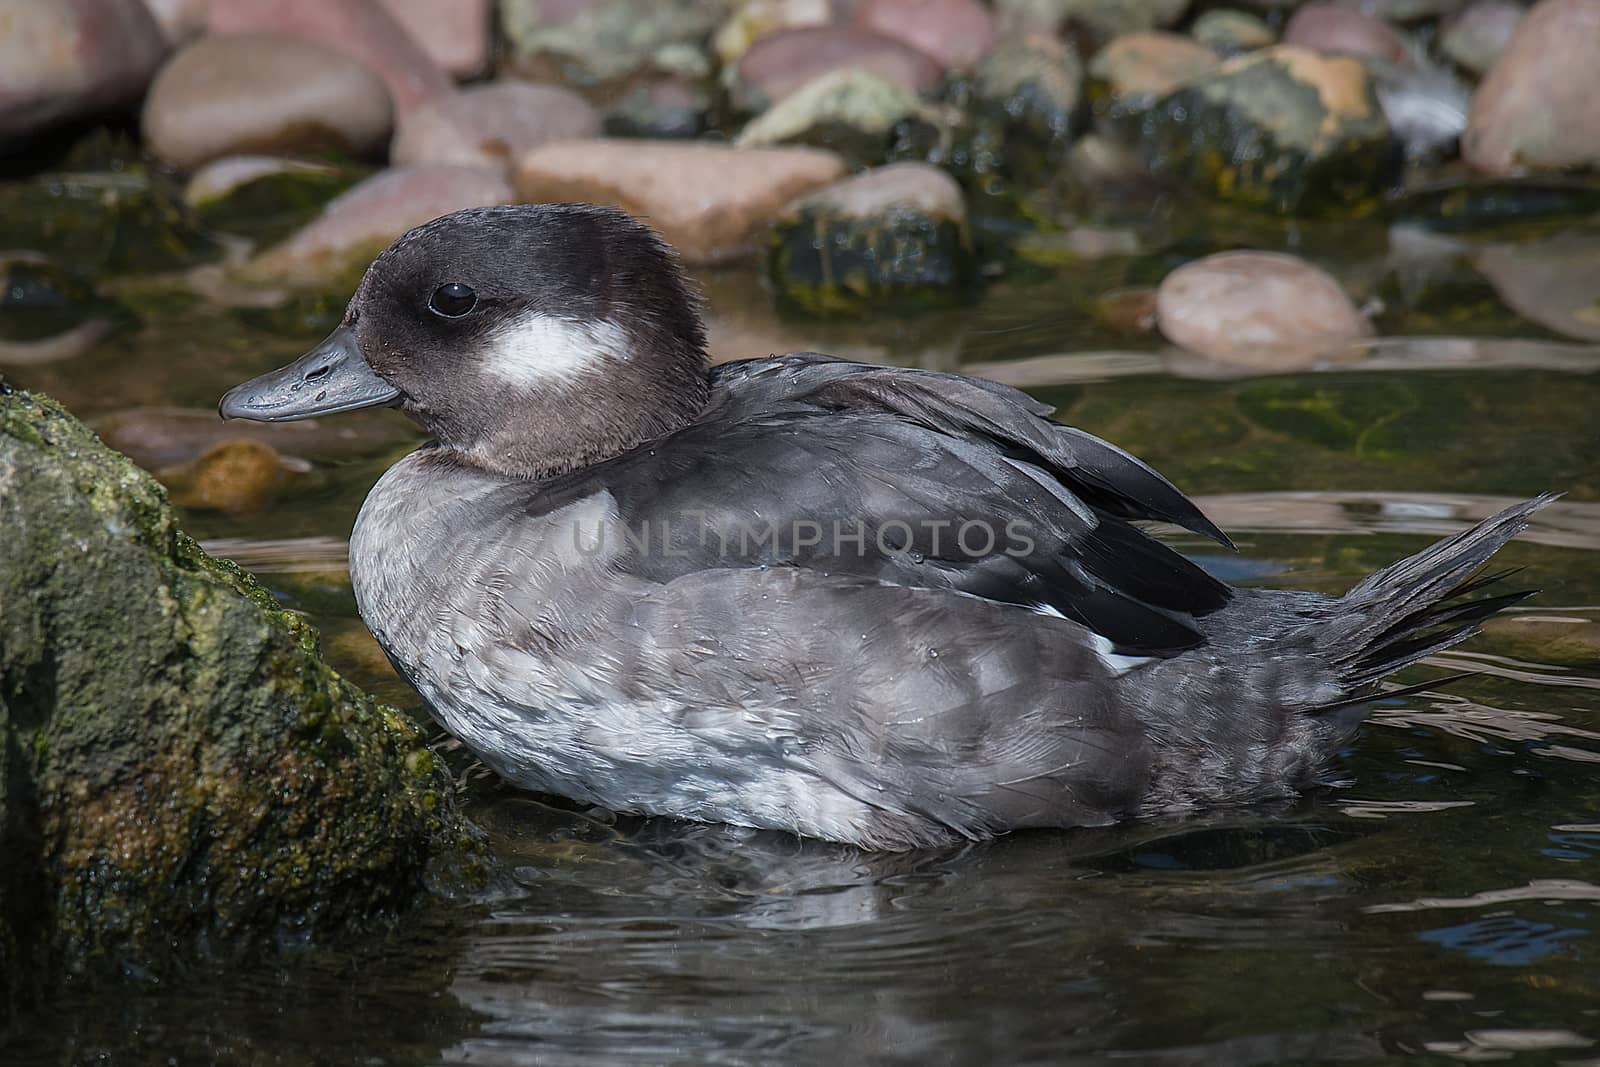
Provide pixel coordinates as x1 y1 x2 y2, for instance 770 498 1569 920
0 387 476 1009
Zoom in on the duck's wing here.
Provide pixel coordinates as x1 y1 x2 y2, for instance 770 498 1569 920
535 356 1230 657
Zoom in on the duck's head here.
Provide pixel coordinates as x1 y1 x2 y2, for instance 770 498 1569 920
220 203 709 479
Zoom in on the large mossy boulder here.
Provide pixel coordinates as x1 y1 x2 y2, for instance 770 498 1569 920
0 386 476 1013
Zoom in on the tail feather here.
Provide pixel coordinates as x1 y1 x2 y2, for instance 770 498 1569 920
1324 493 1556 693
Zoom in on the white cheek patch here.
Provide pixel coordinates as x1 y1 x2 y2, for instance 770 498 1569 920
482 311 632 386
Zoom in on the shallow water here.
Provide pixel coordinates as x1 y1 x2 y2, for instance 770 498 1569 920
6 196 1600 1065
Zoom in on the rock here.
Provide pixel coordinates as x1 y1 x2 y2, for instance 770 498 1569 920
0 253 119 367
0 388 474 995
1094 287 1160 334
142 33 393 172
515 139 847 263
852 0 997 72
1283 2 1408 62
391 82 601 174
1088 31 1219 117
604 77 712 139
157 438 303 514
185 155 343 207
139 0 209 44
1475 232 1600 342
1156 251 1373 367
1326 0 1464 19
1440 0 1523 74
968 36 1083 172
92 405 418 470
184 156 356 247
1138 46 1399 213
732 25 945 111
767 161 974 314
734 68 935 159
239 164 514 286
500 0 725 88
1463 0 1600 176
378 0 492 79
1368 54 1470 161
995 0 1192 39
713 0 833 68
0 0 167 141
208 0 451 114
1192 9 1276 55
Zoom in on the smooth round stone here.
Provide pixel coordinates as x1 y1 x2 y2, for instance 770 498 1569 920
1440 0 1524 74
852 0 997 72
1156 251 1372 367
733 25 945 111
1464 0 1600 176
768 161 973 315
1283 2 1407 62
1089 32 1219 112
515 139 847 264
500 0 724 86
378 0 492 79
713 0 833 67
0 0 167 140
734 68 927 150
158 439 299 515
142 33 393 172
139 0 209 44
239 164 514 285
391 81 601 173
1192 9 1276 55
208 0 451 114
1475 232 1600 342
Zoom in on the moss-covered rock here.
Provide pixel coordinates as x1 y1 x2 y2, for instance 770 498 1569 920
1134 45 1400 215
500 0 724 89
957 36 1084 185
735 68 952 166
767 162 975 316
0 387 478 1013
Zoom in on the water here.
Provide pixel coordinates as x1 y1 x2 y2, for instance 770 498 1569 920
5 193 1600 1065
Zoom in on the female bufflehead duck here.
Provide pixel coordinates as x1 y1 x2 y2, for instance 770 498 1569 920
222 204 1548 850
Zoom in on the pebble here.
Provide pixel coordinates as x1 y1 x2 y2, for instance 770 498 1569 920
500 0 724 87
208 0 451 114
139 0 210 44
972 36 1083 150
142 33 393 172
238 164 515 285
158 438 299 515
1093 287 1160 335
515 139 847 263
732 25 945 111
0 0 167 141
391 81 601 173
1440 0 1523 74
377 0 493 79
1156 251 1373 368
1089 32 1219 113
713 0 833 68
852 0 997 72
768 162 974 315
734 69 928 150
1475 232 1600 342
605 77 712 139
1463 0 1600 176
1283 2 1408 63
1192 9 1276 55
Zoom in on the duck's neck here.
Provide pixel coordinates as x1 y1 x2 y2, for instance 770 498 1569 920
419 365 712 482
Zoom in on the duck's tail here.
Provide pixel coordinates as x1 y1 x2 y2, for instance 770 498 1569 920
1315 494 1557 706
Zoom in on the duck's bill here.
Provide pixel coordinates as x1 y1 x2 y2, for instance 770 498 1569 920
219 326 401 422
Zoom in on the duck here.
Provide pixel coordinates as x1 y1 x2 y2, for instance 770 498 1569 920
220 203 1550 851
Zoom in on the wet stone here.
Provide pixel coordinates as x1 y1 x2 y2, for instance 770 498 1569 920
378 0 494 80
1136 45 1400 214
851 0 997 72
1192 9 1276 55
995 0 1193 38
0 254 120 367
1474 231 1600 342
157 438 303 515
713 0 834 68
390 81 602 174
93 405 419 470
500 0 725 88
1282 2 1408 63
185 156 356 245
731 25 945 112
767 162 975 316
604 77 712 140
1440 0 1523 75
1088 31 1220 122
735 69 945 165
966 35 1084 170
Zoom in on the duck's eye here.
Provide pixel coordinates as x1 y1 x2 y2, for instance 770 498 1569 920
429 282 477 318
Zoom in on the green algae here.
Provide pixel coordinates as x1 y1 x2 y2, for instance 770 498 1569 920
0 388 481 1011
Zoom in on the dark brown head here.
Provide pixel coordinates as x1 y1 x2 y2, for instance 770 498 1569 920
220 203 709 479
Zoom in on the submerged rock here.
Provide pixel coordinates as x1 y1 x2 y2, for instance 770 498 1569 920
142 33 394 172
0 0 167 142
157 438 305 515
0 388 474 1003
516 139 846 264
767 162 974 315
1138 45 1399 214
185 156 356 245
1156 250 1373 367
92 405 418 470
1475 232 1600 342
1463 0 1600 176
965 35 1084 179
